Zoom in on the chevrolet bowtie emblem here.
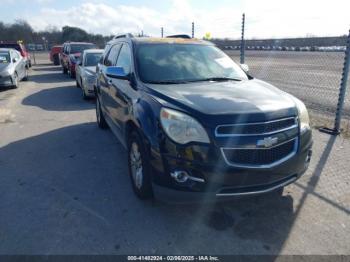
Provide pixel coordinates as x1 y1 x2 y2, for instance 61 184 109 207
257 137 278 148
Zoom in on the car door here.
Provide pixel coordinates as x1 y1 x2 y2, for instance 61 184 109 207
76 52 83 85
13 51 25 79
99 43 122 121
109 43 135 138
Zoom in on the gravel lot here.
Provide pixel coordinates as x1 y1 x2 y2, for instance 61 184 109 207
0 53 349 255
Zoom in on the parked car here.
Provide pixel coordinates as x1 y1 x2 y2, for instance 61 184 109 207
75 49 103 99
36 44 44 51
0 41 32 68
27 43 36 51
49 45 62 65
61 42 97 78
95 34 313 202
0 48 28 88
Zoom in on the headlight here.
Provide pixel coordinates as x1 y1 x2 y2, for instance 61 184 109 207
293 97 310 133
160 108 210 144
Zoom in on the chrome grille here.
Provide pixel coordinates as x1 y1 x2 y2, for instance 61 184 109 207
215 117 298 136
221 138 298 168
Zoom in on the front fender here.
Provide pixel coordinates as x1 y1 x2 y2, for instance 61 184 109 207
132 97 161 150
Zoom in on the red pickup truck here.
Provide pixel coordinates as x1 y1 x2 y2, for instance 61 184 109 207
49 45 62 65
61 42 96 78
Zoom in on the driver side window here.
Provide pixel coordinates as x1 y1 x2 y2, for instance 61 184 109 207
116 44 132 75
105 44 121 66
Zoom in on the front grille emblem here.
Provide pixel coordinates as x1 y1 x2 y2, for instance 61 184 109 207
257 137 278 148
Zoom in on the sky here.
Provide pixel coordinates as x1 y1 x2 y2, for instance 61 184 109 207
0 0 350 39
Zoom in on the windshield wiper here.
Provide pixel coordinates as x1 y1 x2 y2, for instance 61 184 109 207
145 77 242 84
145 80 189 84
188 77 242 82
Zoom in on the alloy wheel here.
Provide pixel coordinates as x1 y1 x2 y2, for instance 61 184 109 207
129 142 143 189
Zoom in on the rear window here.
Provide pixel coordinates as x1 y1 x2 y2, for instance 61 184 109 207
70 44 96 54
0 52 10 63
0 44 21 52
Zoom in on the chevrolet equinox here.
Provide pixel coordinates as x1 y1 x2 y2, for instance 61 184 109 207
95 34 313 202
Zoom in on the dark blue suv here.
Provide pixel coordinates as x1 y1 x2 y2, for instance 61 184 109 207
95 34 312 202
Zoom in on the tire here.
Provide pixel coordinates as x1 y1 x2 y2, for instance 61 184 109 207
76 78 80 88
81 81 89 100
53 54 60 65
127 132 153 199
69 67 75 79
96 97 108 129
23 68 29 81
12 73 19 89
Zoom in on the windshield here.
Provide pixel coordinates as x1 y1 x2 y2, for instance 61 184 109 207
0 52 10 63
136 44 248 83
70 44 96 54
84 53 102 67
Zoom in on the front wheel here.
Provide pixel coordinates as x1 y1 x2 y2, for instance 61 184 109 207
127 132 153 199
76 78 80 88
81 82 89 100
96 97 108 129
23 68 29 81
12 73 19 89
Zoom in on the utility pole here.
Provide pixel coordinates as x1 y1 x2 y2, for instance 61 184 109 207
161 27 164 38
240 13 245 64
192 22 194 38
334 29 350 133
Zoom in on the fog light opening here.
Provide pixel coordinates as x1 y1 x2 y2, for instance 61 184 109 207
170 170 205 183
171 171 189 183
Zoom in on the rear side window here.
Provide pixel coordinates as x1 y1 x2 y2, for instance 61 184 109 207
11 51 20 60
105 44 121 66
116 44 132 74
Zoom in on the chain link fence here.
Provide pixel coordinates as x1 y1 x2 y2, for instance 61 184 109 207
203 12 350 135
225 49 349 133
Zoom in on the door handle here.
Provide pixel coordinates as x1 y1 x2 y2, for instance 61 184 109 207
108 79 113 85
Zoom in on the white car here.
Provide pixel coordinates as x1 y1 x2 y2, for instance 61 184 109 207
75 49 104 99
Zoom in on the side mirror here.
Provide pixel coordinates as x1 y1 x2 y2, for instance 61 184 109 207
12 58 18 63
106 66 128 80
240 64 249 73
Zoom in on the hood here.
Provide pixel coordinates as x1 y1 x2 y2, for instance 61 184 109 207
146 79 298 123
85 66 96 75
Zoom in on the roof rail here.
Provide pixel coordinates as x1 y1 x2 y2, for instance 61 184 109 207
166 34 191 39
113 33 134 40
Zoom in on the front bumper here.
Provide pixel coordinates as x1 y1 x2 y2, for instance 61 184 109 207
83 78 96 97
150 129 312 203
0 75 13 87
